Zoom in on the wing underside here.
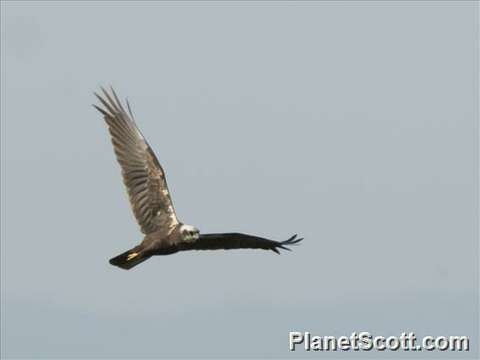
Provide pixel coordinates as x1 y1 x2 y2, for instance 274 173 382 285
94 87 178 234
175 233 303 254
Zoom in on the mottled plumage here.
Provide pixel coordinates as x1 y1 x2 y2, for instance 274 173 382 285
94 87 303 270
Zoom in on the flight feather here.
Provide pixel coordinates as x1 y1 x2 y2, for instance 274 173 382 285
94 87 178 234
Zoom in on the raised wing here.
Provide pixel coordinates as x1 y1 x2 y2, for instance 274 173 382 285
177 233 302 254
94 87 178 235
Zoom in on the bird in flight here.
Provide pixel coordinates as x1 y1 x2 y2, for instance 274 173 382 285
94 87 303 270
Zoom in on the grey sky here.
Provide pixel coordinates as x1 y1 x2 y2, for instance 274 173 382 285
1 1 478 358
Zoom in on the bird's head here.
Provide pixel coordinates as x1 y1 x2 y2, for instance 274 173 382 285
180 224 200 243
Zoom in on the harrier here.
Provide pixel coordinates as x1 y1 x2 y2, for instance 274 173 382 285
94 87 303 270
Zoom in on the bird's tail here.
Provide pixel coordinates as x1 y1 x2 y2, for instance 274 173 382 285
109 246 150 270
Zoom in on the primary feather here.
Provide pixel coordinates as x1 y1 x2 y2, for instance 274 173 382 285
94 87 178 235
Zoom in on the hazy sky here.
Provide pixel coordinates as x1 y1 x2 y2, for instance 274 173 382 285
1 1 478 358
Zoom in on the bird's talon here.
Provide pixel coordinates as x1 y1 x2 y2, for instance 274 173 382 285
126 252 138 261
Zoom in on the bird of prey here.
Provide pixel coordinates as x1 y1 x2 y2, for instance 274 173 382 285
94 87 303 270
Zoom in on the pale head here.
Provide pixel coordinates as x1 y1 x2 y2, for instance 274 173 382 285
179 224 200 243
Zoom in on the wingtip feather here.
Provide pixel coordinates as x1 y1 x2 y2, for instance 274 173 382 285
274 234 303 253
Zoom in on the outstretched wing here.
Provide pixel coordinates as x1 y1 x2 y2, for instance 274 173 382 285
177 233 303 254
94 87 178 235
